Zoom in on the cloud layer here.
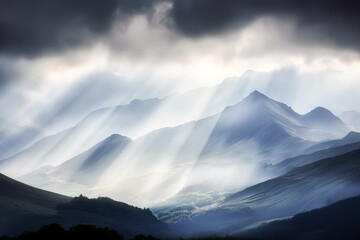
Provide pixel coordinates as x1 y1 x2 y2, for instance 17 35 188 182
0 0 159 56
169 0 360 51
1 0 360 58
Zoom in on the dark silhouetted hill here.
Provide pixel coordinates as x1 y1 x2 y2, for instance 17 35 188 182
241 195 360 240
0 173 171 238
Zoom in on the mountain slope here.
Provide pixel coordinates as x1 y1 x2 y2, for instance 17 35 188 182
201 91 349 162
0 74 247 161
240 195 360 240
0 172 70 214
160 148 360 236
0 131 131 178
0 173 170 238
0 84 245 177
0 173 70 235
225 149 360 210
0 76 255 172
19 134 130 192
3 90 349 178
0 98 166 177
303 107 349 136
98 91 350 203
274 132 360 174
303 131 360 154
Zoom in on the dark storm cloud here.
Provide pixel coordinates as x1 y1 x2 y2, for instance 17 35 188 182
0 0 159 57
168 0 360 50
3 0 360 57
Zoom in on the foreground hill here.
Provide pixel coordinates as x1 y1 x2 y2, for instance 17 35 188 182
240 195 360 240
0 173 170 238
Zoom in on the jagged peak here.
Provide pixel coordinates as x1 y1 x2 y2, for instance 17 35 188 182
242 91 295 112
221 90 299 121
243 90 271 102
249 90 266 97
223 90 273 114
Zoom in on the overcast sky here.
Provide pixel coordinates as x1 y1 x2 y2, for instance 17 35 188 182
1 0 360 134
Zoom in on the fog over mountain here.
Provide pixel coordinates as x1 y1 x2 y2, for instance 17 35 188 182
157 148 360 236
1 1 360 239
339 110 360 132
0 90 351 207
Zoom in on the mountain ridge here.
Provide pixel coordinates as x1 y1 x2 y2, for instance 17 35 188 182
2 91 352 206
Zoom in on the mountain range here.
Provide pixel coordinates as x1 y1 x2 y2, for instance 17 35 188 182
1 90 353 206
0 87 359 238
0 74 252 161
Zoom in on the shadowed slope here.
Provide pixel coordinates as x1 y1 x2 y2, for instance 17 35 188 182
0 173 171 238
240 195 360 240
274 133 360 174
160 148 360 236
